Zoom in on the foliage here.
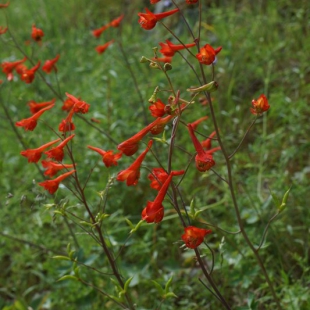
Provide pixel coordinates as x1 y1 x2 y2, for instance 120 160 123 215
0 0 309 309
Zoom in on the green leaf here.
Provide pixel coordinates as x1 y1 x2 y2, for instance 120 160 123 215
52 255 71 261
151 280 165 296
164 292 178 299
57 275 78 282
164 276 173 294
124 276 133 292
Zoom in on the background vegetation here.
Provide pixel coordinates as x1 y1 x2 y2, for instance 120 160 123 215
0 0 309 309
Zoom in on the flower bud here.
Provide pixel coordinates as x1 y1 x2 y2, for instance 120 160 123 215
149 62 160 69
187 81 218 93
164 63 172 71
140 56 149 63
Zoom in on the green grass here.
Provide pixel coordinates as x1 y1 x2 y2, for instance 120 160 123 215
0 0 309 309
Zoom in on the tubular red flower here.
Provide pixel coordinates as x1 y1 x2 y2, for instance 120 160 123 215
58 107 75 132
15 104 54 131
42 54 60 74
190 116 208 130
61 97 75 111
149 99 166 118
65 93 90 114
148 167 169 191
31 24 44 42
87 145 122 167
150 0 161 4
182 226 212 249
92 24 110 38
0 2 10 8
138 8 179 30
118 117 161 156
151 56 172 63
41 160 75 177
44 134 75 161
159 40 196 57
38 170 75 194
196 44 222 65
110 14 124 27
142 170 184 223
117 140 153 186
250 94 270 115
1 57 26 81
188 124 215 172
95 40 114 54
20 61 40 84
20 138 61 163
28 98 56 114
186 0 198 4
0 26 7 34
201 131 216 150
150 115 173 135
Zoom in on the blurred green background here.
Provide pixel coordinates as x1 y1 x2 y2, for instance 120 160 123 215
0 0 309 309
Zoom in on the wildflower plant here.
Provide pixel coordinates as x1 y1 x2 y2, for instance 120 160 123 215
1 0 303 309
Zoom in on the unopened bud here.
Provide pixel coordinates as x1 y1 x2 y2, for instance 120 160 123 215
164 63 172 71
187 81 218 93
140 56 149 63
148 86 159 103
149 62 160 69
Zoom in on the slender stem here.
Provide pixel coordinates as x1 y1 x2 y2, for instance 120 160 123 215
228 116 257 159
256 212 280 252
194 248 232 309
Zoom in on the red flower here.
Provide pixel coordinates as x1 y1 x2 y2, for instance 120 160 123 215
15 104 54 131
28 98 56 114
142 170 184 223
190 116 208 130
0 26 7 34
41 160 75 177
188 124 215 172
92 24 110 38
20 138 61 163
196 44 222 65
95 40 114 54
148 167 169 190
38 170 75 194
110 14 124 27
117 140 153 186
250 94 270 115
150 0 161 3
159 40 196 57
149 99 166 117
65 93 90 114
61 97 75 111
31 24 44 42
201 131 216 150
42 54 60 74
0 2 9 8
150 115 173 135
182 226 212 249
20 61 40 84
151 56 172 63
138 8 179 30
1 57 26 81
87 145 122 167
118 117 161 156
186 0 198 4
58 107 75 132
44 134 75 161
